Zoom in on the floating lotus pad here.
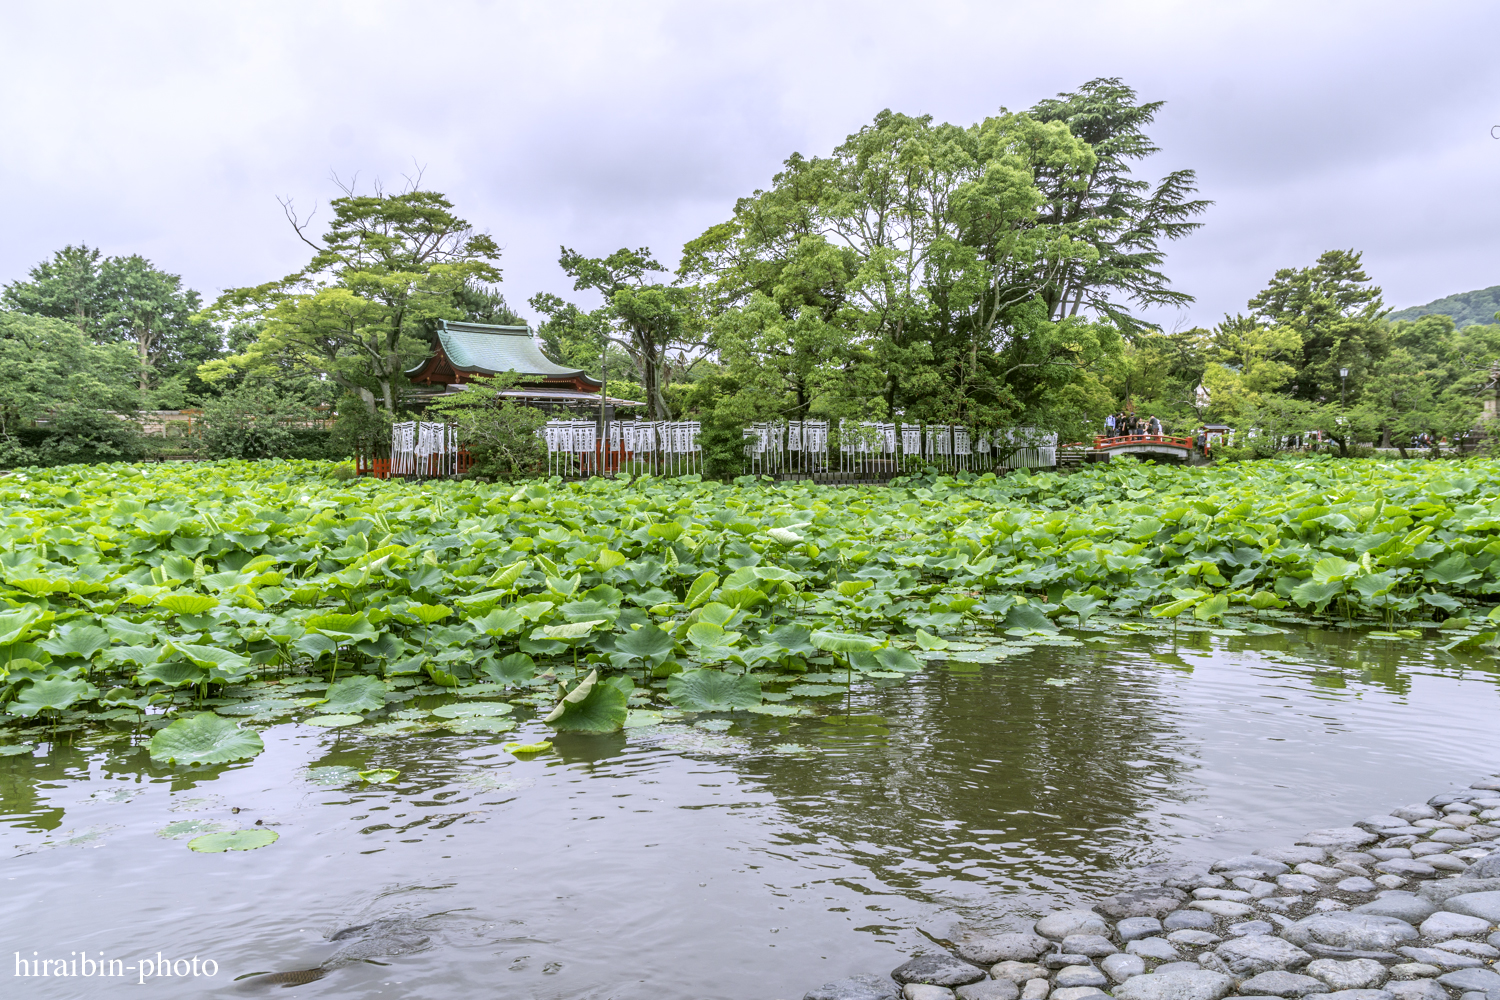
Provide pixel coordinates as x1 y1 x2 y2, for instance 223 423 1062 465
187 829 279 852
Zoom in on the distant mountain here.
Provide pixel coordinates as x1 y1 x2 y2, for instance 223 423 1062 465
1389 285 1500 327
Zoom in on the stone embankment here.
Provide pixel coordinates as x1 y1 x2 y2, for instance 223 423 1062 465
803 777 1500 1000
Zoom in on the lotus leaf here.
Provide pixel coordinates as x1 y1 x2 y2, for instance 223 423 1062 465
188 829 279 852
443 717 517 734
37 625 110 661
150 713 264 765
9 677 99 717
321 676 387 714
809 630 882 653
156 593 219 616
666 669 762 711
359 768 400 783
544 670 630 732
306 714 364 727
503 740 552 755
431 702 513 718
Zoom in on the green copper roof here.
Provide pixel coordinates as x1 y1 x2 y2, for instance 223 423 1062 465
410 320 590 379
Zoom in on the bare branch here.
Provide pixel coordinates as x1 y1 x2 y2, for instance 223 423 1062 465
278 196 323 253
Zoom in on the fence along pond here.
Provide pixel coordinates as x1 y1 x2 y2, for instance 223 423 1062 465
363 418 1056 481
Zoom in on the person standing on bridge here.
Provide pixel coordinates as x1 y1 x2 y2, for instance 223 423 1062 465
1148 415 1161 436
1104 413 1116 436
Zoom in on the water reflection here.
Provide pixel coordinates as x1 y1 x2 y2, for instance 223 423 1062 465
0 625 1498 1000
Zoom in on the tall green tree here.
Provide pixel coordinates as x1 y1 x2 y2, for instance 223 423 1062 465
206 183 501 415
1027 78 1211 333
4 245 212 395
0 312 140 441
683 104 1121 435
1247 249 1388 404
554 247 704 420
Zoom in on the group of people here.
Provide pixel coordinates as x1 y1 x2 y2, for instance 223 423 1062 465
1103 413 1164 438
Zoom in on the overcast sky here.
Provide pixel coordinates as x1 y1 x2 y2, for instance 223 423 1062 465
1 1 1496 331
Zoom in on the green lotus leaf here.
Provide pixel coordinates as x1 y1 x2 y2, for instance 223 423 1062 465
188 829 278 852
481 652 536 684
684 571 718 609
531 621 596 641
472 607 524 637
321 675 387 714
37 625 110 661
503 740 552 755
156 593 220 616
149 713 264 765
666 668 762 711
809 630 882 654
432 701 513 718
137 658 206 688
1003 606 1057 633
172 643 252 676
443 717 517 734
359 768 400 783
0 744 36 756
406 603 452 626
687 621 742 648
912 629 949 650
305 714 364 727
614 624 674 663
0 607 44 645
8 677 99 717
544 669 630 733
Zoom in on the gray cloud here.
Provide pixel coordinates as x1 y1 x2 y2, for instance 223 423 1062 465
1 0 1495 327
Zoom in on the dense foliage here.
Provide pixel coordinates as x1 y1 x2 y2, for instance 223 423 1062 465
1389 284 1500 329
3 458 1500 758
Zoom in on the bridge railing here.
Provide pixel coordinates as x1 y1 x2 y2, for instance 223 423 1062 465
1092 433 1199 450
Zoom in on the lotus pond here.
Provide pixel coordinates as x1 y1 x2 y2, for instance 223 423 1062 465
2 459 1500 996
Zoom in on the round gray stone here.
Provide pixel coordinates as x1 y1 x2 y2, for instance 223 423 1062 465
904 986 957 1000
1428 829 1474 845
1102 953 1147 983
1117 917 1163 941
1215 934 1315 975
1062 934 1118 958
1020 980 1049 1000
1162 910 1217 932
1318 991 1393 1000
1467 852 1500 879
1035 910 1110 941
1050 989 1109 1000
1154 962 1205 975
1339 878 1379 893
1098 887 1189 919
1393 947 1485 970
1375 860 1436 877
1236 970 1330 997
1126 938 1180 962
1055 966 1108 989
1352 896 1437 923
990 962 1047 983
1281 874 1323 894
1386 981 1447 1000
1306 959 1389 990
1436 969 1500 993
1301 829 1380 849
1258 846 1331 865
1283 913 1419 952
1112 970 1235 1000
1419 912 1493 938
1043 954 1091 971
956 981 1019 1000
958 934 1051 965
1442 890 1500 923
892 955 988 987
806 975 901 1000
1212 856 1290 878
1231 920 1278 937
1392 806 1439 823
1167 930 1220 947
1192 899 1255 919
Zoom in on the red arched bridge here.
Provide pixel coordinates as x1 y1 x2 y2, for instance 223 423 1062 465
1083 433 1210 465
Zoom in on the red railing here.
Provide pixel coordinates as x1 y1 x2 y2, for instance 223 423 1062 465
1093 434 1198 450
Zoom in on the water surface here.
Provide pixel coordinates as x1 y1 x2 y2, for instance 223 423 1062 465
3 624 1498 999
